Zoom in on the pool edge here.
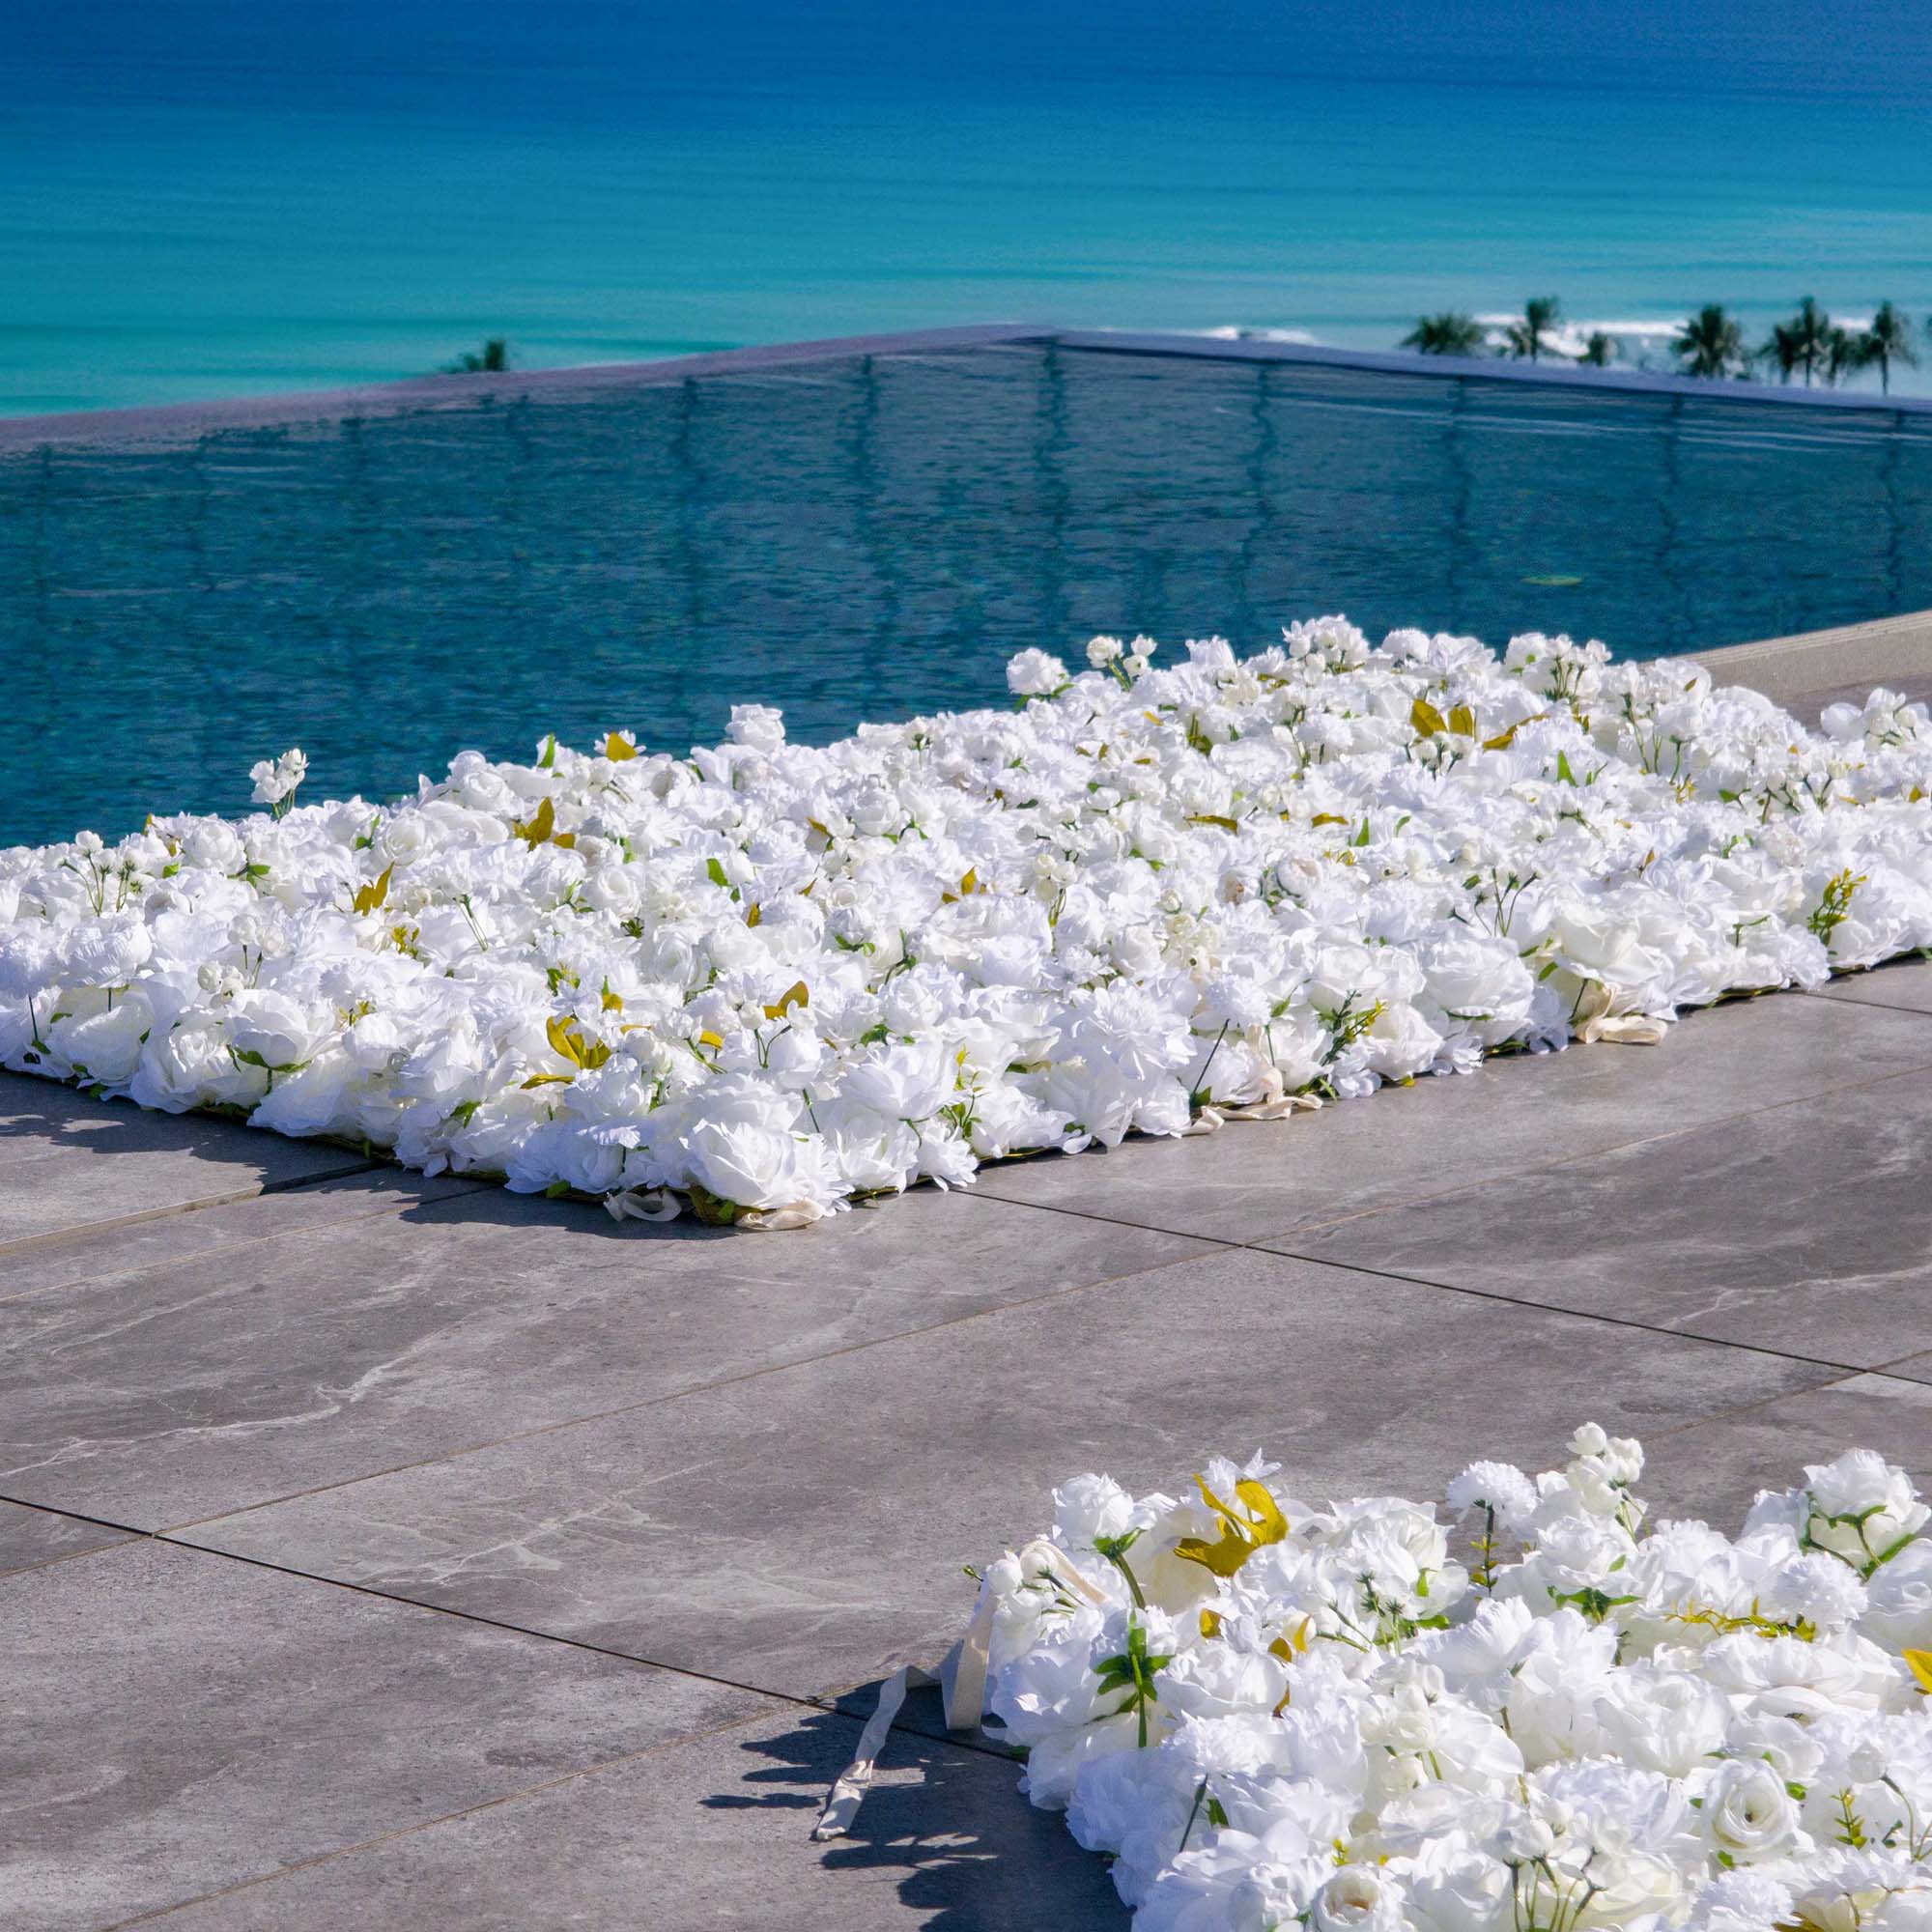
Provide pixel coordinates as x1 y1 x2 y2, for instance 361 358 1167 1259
1690 610 1932 704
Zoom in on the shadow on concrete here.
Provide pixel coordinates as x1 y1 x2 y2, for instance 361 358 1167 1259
0 1071 374 1183
708 1699 1126 1931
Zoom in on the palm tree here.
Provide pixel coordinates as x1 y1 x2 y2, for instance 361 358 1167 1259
1400 312 1487 356
1861 301 1919 395
1824 326 1864 388
1673 304 1747 380
444 337 510 374
1758 323 1804 384
1501 296 1563 362
1758 298 1833 386
1577 330 1617 368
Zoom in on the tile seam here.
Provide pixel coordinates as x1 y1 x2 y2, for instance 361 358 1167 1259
128 1235 1222 1536
0 1176 492 1305
97 1701 798 1931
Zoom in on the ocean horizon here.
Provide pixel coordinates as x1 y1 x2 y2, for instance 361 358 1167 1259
9 0 1932 415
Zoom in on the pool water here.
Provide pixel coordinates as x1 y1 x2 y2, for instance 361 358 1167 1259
5 340 1931 846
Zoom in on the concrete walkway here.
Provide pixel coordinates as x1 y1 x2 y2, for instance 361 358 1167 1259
5 636 1932 1930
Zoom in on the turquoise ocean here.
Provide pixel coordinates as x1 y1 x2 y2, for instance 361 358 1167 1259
8 0 1932 415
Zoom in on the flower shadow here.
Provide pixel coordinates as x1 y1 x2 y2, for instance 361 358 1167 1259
708 1691 1127 1931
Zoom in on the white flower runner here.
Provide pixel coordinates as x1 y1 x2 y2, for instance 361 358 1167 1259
828 1430 1932 1930
3 619 1928 1223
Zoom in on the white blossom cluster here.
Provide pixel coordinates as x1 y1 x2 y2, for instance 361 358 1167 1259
2 620 1929 1226
979 1429 1932 1931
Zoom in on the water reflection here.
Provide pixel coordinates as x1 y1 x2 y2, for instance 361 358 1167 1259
3 343 1929 844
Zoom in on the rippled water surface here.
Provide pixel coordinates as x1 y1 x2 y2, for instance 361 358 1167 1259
5 342 1930 845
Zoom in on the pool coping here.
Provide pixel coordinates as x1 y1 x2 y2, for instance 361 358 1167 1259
1693 608 1932 705
6 321 1931 451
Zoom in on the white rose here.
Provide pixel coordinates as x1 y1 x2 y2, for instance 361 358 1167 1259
1006 649 1069 697
225 989 327 1070
48 994 153 1086
1307 1866 1407 1932
1700 1759 1804 1862
727 704 786 753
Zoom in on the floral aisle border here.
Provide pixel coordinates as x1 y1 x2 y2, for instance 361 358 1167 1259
3 619 1929 1230
822 1430 1932 1931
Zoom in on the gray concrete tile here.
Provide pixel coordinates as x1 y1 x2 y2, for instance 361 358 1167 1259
0 1072 376 1249
0 1537 769 1932
0 1167 486 1303
183 1246 1830 1702
1807 957 1932 1017
1270 1066 1932 1371
0 1499 128 1578
139 1697 1122 1932
970 992 1932 1245
0 1186 1207 1530
1643 1372 1932 1529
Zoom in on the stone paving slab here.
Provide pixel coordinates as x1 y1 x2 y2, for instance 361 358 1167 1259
0 1168 486 1303
1646 1370 1932 1502
0 1074 376 1250
141 1695 1122 1932
1806 957 1932 1016
0 1536 771 1932
1270 1064 1932 1369
0 1187 1205 1532
0 1499 128 1579
178 1244 1833 1704
972 992 1932 1246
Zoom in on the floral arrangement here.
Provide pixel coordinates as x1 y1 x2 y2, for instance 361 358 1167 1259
976 1429 1932 1930
2 620 1928 1227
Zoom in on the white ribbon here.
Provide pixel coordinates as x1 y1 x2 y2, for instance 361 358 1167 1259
812 1541 1104 1841
602 1188 829 1231
603 1187 682 1223
1572 981 1670 1047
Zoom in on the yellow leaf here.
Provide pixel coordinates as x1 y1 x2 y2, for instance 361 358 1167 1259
604 731 637 761
601 985 624 1012
1187 813 1239 833
1410 696 1447 737
1175 1476 1289 1577
1482 711 1548 752
745 901 762 926
762 980 809 1021
1310 812 1348 827
352 865 392 915
1268 1618 1312 1663
545 1013 585 1067
960 867 978 895
544 1014 611 1075
1199 1608 1223 1640
697 1029 724 1049
1906 1649 1932 1693
513 796 556 846
1447 704 1476 738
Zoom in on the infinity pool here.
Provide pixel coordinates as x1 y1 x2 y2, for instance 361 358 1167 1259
5 338 1931 845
